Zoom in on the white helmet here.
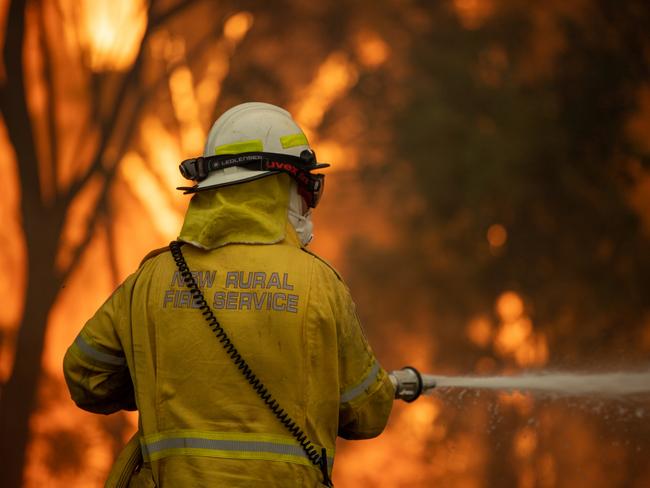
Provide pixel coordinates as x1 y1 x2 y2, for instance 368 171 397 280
178 102 328 205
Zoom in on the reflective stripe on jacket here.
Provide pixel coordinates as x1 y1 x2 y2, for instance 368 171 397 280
63 185 394 486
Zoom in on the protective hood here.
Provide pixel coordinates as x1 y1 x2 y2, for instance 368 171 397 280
178 174 292 250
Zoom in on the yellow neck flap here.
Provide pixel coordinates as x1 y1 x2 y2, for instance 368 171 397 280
178 174 291 250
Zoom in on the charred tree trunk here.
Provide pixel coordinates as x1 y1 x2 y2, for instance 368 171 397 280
0 1 63 485
0 1 202 484
0 223 62 487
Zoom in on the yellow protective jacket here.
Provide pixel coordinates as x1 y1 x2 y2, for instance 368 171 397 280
63 175 394 487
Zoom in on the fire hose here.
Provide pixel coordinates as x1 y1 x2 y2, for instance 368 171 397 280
389 367 437 402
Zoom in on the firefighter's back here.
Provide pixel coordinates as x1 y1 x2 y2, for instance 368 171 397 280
129 235 340 486
64 102 394 487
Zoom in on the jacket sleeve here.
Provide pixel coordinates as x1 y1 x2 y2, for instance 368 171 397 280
336 283 394 440
63 277 136 414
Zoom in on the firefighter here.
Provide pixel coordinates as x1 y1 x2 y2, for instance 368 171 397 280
63 102 394 487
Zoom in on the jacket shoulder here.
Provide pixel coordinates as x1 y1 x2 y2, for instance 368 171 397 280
139 245 170 267
300 247 343 282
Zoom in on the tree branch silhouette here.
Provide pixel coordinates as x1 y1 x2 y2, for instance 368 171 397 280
0 0 235 484
150 0 203 29
37 0 59 198
0 0 39 195
0 1 206 485
0 2 55 485
62 1 204 205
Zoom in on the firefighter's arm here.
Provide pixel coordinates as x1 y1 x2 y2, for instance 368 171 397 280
337 286 394 440
63 278 136 414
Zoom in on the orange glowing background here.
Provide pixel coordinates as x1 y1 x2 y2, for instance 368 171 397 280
1 0 650 486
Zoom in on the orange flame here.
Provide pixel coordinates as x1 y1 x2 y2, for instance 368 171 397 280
70 0 148 72
293 52 359 137
119 152 183 239
223 12 254 43
487 223 507 248
169 64 205 155
494 292 548 367
355 30 390 69
452 0 495 30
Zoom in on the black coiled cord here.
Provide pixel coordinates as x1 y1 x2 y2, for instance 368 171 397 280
169 241 333 487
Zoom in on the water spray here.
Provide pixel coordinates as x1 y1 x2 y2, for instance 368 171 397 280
389 367 650 401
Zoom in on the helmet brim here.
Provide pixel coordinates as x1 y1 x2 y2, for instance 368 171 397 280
177 170 278 194
309 163 330 170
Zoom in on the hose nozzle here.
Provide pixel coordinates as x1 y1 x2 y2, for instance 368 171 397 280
389 367 437 402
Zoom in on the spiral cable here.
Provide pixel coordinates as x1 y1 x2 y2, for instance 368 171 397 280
169 241 332 487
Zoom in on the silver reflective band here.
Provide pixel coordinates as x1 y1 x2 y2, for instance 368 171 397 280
74 335 126 366
141 436 334 468
340 360 381 403
148 438 304 458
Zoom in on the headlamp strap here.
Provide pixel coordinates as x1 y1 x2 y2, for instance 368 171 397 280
180 152 319 190
180 154 267 180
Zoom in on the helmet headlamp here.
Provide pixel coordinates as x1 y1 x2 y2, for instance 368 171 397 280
178 150 328 208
